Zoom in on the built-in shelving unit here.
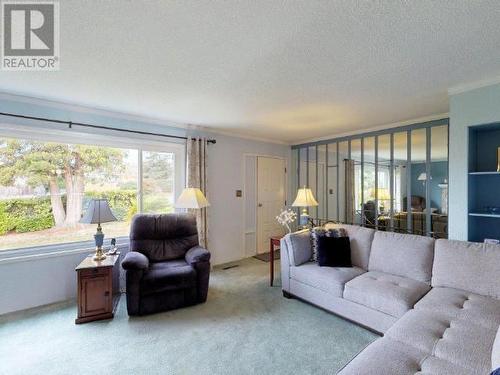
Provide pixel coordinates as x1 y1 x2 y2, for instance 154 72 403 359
468 212 500 218
468 123 500 242
468 171 500 175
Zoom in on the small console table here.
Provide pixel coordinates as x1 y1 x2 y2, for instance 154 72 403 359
75 253 120 324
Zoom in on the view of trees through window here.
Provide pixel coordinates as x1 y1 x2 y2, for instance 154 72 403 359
0 138 175 251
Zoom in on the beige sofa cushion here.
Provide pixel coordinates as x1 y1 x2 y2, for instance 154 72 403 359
433 239 500 299
386 308 497 374
493 326 500 371
289 263 365 297
343 271 430 318
338 337 472 375
324 223 375 270
368 231 435 283
414 287 500 330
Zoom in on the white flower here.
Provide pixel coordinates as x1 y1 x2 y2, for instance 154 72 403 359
276 209 297 233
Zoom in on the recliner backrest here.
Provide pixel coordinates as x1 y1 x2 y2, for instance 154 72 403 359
129 214 199 262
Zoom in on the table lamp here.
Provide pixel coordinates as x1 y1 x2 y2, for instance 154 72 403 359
375 188 391 212
175 188 210 210
292 186 318 227
418 172 430 186
80 199 117 261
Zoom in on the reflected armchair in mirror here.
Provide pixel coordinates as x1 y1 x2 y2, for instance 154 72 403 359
403 195 426 212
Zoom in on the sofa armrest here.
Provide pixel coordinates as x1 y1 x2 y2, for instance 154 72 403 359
122 251 149 271
280 237 292 292
185 246 211 265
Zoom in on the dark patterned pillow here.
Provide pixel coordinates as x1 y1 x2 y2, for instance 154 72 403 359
310 226 348 261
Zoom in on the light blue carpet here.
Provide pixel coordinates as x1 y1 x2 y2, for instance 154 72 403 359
0 258 377 375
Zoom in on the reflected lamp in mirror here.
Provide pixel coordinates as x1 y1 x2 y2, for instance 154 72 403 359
497 147 500 172
80 199 117 261
175 188 210 209
292 186 318 227
374 188 391 211
417 173 431 185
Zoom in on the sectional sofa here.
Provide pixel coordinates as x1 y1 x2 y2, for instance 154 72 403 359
280 224 500 375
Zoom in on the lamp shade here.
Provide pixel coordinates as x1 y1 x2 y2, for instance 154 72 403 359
175 188 210 209
292 187 318 207
417 173 427 181
80 199 117 224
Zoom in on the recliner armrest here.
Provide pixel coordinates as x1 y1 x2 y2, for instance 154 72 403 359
122 251 149 270
185 246 210 265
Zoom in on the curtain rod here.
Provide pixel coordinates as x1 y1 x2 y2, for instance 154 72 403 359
0 111 217 144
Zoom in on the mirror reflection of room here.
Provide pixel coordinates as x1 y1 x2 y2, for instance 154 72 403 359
293 122 448 239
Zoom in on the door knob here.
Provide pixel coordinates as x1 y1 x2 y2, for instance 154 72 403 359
258 203 263 207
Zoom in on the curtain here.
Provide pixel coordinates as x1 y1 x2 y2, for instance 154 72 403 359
344 159 355 224
187 138 209 248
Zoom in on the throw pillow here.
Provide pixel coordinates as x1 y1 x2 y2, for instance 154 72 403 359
317 236 352 267
491 369 500 375
310 226 348 261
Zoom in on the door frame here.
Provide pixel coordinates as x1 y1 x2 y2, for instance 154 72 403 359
242 154 287 257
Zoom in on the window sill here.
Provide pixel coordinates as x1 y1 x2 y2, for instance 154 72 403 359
0 237 129 265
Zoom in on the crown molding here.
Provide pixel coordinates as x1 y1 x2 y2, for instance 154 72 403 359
292 113 449 146
448 76 500 96
0 91 289 146
0 91 194 130
188 124 289 145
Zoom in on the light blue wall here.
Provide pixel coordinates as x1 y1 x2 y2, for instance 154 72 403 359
449 82 500 240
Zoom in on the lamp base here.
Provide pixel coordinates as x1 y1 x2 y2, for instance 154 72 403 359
93 226 106 261
299 208 310 229
93 246 106 261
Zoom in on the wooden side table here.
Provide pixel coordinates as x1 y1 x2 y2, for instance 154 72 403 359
75 253 121 324
269 236 283 286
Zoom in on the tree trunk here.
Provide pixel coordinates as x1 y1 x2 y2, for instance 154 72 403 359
64 154 85 226
48 175 66 226
64 166 78 226
73 169 84 222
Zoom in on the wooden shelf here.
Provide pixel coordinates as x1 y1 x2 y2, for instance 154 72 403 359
469 171 500 175
469 212 500 218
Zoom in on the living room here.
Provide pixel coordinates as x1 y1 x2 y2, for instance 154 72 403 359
0 2 499 375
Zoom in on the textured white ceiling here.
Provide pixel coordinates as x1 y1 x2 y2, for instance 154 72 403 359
0 1 499 143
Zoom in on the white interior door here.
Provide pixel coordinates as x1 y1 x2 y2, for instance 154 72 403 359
257 157 285 254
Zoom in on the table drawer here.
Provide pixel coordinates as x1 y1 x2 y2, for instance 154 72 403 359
79 267 109 278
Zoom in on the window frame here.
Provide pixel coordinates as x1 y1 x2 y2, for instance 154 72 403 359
0 122 185 258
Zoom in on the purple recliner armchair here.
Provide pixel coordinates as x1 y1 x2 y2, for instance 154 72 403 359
122 213 210 316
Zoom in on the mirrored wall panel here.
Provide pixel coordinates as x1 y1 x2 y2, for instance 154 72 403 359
411 128 427 236
362 136 376 227
291 119 449 238
430 125 448 238
393 131 408 233
326 143 338 221
377 134 391 231
317 144 327 220
338 141 349 223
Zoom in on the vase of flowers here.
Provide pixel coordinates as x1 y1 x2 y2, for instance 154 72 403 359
276 209 297 234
